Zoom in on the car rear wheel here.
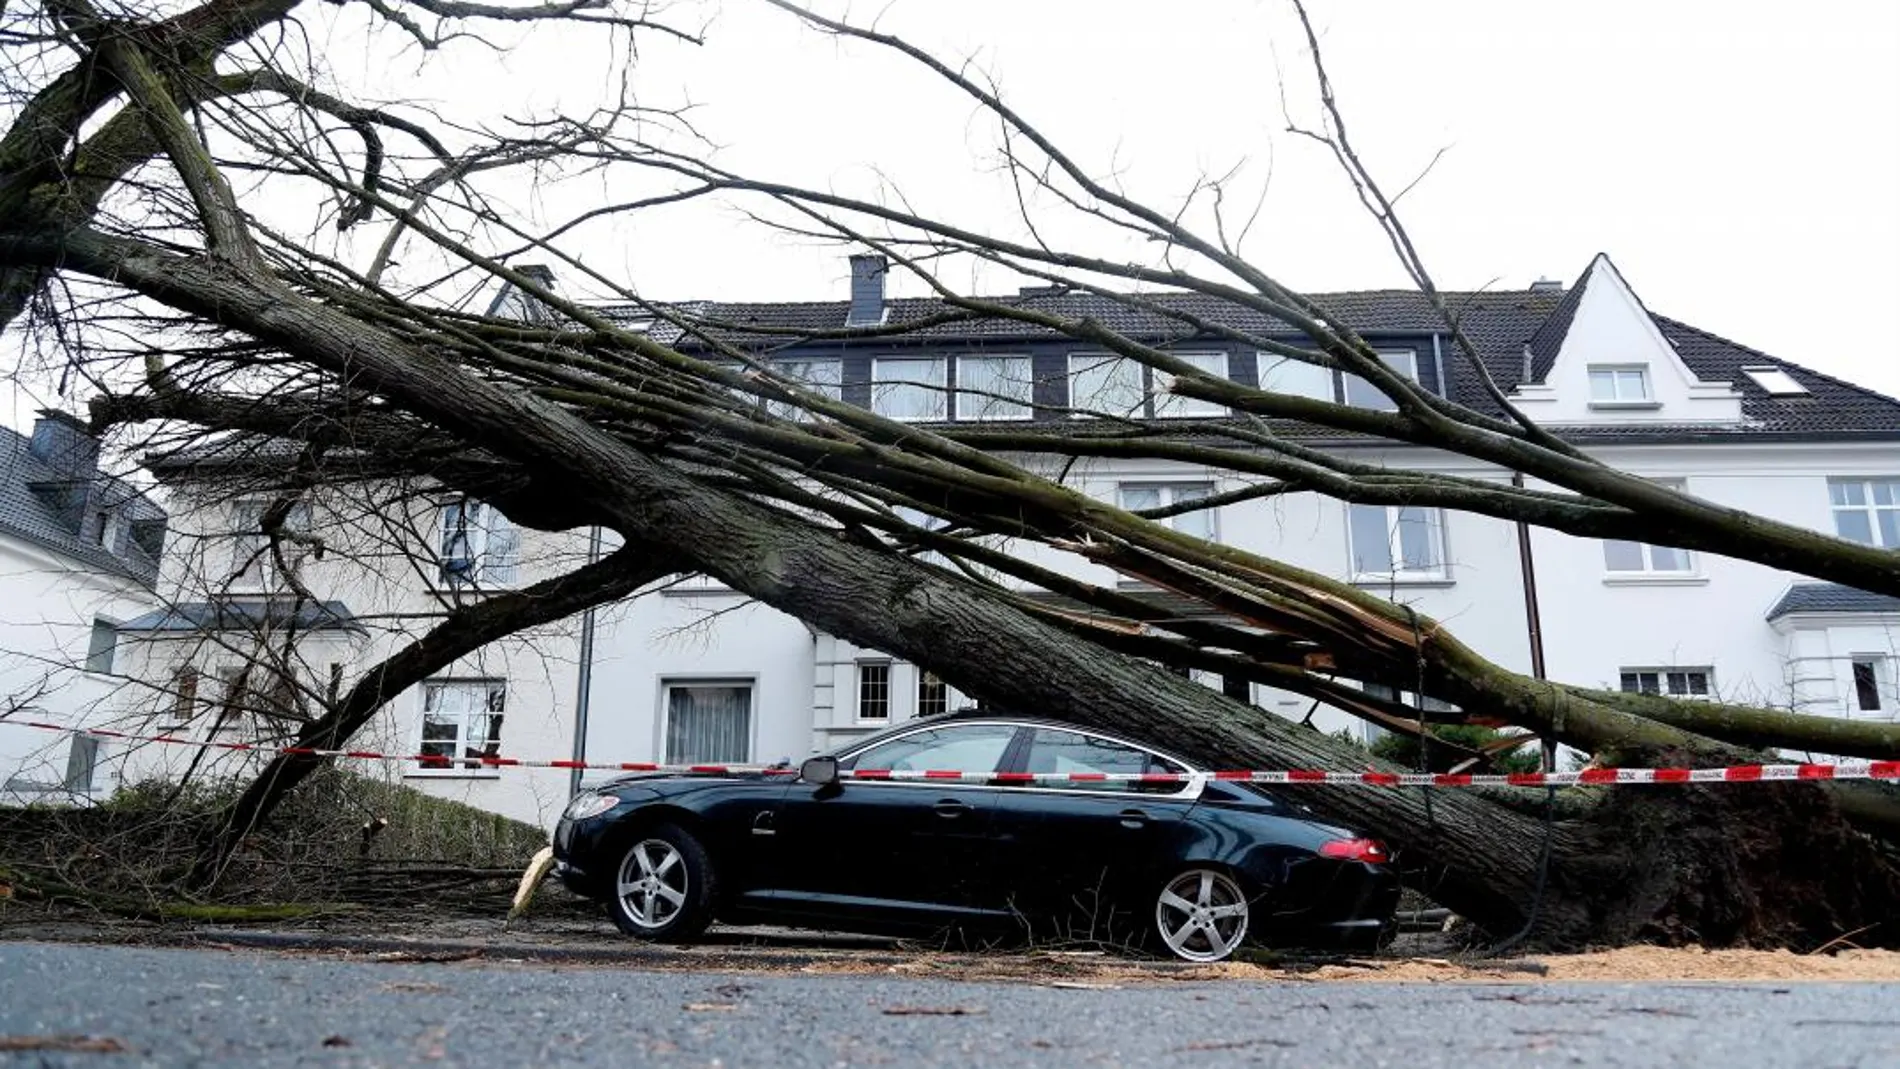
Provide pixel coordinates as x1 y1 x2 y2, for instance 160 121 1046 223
608 824 716 942
1154 868 1250 962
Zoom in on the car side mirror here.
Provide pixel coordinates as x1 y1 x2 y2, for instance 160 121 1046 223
800 755 839 786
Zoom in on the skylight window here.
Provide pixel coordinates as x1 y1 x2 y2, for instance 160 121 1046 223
1741 366 1809 396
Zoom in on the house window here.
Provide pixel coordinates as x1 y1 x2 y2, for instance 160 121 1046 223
662 681 752 764
64 734 100 792
955 355 1034 420
1347 503 1447 581
1258 354 1335 402
84 619 116 674
1829 478 1900 548
1588 365 1653 404
416 680 507 771
1619 668 1712 699
918 670 949 717
91 508 119 549
1603 480 1694 575
439 500 520 587
1118 482 1216 540
1068 354 1146 418
166 666 200 727
1741 366 1808 396
766 358 843 420
857 661 892 721
871 357 948 421
228 500 313 591
1851 657 1894 715
1342 350 1419 411
1153 352 1228 418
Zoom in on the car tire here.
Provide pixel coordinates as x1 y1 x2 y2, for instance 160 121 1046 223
607 823 717 942
1152 867 1251 963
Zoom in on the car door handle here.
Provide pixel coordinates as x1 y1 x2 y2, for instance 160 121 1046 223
1119 808 1149 829
934 798 973 818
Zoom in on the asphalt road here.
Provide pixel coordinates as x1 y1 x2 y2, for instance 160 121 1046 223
3 942 1898 1067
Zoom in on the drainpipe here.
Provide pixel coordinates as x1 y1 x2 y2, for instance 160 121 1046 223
1511 472 1553 769
569 524 603 799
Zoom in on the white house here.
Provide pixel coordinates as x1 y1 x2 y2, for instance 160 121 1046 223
0 411 166 803
106 253 1900 826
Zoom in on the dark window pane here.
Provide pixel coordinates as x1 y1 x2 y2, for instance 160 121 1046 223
849 724 1017 774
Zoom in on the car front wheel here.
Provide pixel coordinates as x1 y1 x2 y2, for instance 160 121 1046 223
1154 868 1251 962
608 824 717 942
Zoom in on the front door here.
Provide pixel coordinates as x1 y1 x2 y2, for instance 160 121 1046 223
757 722 1025 928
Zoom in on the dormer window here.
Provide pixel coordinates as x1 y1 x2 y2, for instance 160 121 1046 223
1588 365 1654 406
1341 351 1420 411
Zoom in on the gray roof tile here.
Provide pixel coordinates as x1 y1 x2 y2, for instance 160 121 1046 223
0 423 166 585
1766 583 1900 621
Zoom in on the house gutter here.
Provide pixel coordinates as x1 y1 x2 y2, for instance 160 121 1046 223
1510 471 1553 768
569 524 603 799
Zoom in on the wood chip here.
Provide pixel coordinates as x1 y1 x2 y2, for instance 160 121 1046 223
881 1006 984 1016
321 1036 353 1048
1046 981 1121 991
0 1035 128 1053
683 1002 739 1012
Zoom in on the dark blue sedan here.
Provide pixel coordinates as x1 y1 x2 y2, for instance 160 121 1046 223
552 712 1399 962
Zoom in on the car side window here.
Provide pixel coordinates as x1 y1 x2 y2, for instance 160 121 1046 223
845 724 1019 775
1022 728 1188 794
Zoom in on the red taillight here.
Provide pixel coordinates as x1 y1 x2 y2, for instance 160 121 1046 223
1319 838 1389 864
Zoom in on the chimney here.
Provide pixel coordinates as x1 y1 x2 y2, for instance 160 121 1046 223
1529 277 1563 293
846 254 887 326
27 409 99 481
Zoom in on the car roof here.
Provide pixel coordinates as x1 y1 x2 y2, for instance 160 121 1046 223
858 707 1199 769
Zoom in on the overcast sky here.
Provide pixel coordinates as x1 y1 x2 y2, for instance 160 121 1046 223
7 0 1899 429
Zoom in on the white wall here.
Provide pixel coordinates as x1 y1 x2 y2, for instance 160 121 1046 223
0 537 159 801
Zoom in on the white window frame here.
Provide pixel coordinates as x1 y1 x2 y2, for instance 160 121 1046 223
1849 656 1896 718
871 356 949 422
1829 478 1900 548
917 668 950 718
1602 479 1697 578
1346 503 1449 583
1341 350 1419 411
1618 667 1713 700
856 660 893 722
64 734 101 793
438 499 520 588
410 678 507 776
1588 364 1656 406
226 499 311 592
1153 352 1228 418
765 358 844 420
953 354 1034 421
1117 482 1217 540
659 678 755 764
1257 353 1336 402
84 618 117 675
1066 353 1147 419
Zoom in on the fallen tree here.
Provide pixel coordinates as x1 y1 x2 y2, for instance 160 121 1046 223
3 0 1898 947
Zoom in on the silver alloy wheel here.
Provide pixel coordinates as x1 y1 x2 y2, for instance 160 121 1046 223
617 838 689 930
1155 869 1250 962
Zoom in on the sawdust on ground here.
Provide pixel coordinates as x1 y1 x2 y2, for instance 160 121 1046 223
790 945 1900 986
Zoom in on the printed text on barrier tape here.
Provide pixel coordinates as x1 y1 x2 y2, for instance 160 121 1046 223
10 719 1900 787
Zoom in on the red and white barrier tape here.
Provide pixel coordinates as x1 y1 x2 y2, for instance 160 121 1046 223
8 718 1898 788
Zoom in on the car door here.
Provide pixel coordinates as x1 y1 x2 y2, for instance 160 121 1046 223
989 727 1201 935
758 722 1026 926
